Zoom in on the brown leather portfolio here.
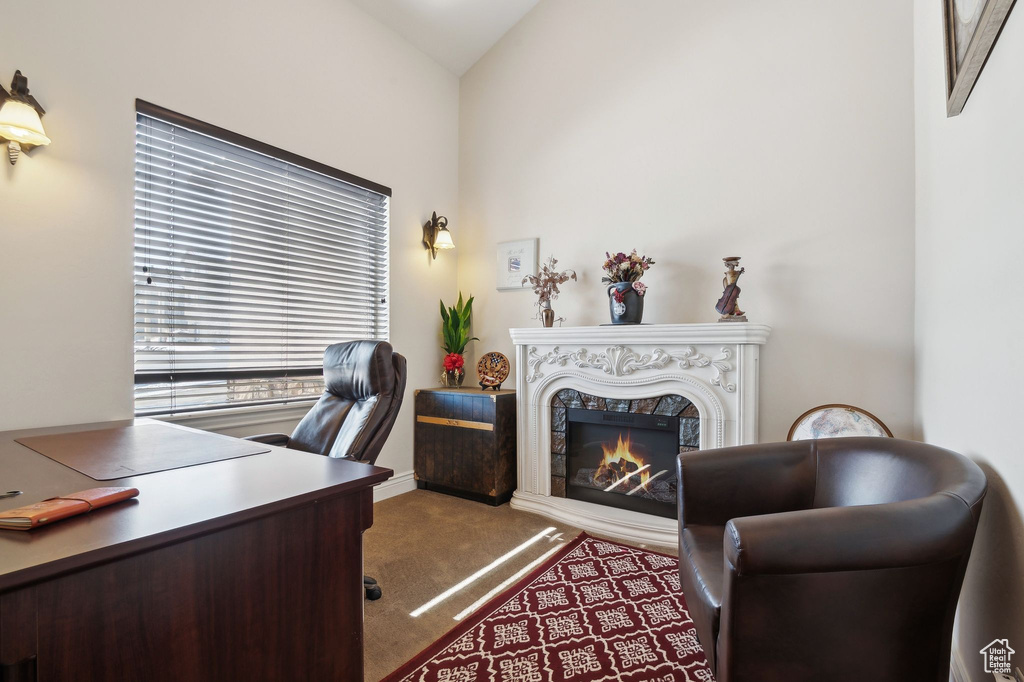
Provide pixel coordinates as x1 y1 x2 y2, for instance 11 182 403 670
16 422 271 480
0 487 140 530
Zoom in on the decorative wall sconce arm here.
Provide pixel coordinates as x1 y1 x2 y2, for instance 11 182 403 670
0 70 50 165
423 211 455 259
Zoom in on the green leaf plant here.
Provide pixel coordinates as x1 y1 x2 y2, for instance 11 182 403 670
439 292 479 355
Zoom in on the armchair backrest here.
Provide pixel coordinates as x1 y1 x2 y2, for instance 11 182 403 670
288 340 407 463
812 438 986 516
680 437 987 529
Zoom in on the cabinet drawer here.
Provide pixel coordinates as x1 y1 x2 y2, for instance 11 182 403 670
415 390 496 423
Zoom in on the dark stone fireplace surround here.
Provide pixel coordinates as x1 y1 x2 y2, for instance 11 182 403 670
550 389 700 498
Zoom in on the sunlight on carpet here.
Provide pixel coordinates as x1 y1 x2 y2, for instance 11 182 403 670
384 533 714 682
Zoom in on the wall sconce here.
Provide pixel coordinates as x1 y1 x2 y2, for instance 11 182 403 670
0 70 50 165
423 211 455 259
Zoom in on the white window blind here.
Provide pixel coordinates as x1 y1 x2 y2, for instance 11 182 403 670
134 101 390 416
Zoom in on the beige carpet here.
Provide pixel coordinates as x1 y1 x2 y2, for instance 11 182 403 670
362 489 676 681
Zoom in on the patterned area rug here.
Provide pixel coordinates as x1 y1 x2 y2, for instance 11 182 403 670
383 533 715 682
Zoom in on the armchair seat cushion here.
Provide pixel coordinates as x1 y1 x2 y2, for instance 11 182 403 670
679 524 725 669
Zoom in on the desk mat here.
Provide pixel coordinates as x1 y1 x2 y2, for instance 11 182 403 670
16 423 271 480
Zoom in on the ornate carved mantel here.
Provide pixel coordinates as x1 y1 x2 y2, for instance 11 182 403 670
510 323 771 547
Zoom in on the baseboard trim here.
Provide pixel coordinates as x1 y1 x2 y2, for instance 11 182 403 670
951 641 969 682
374 470 416 503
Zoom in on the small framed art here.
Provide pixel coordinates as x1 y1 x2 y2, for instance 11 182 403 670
496 239 538 291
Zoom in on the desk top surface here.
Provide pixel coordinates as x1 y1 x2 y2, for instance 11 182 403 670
0 418 392 593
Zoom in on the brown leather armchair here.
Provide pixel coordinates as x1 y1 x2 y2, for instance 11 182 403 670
677 437 986 682
246 340 407 599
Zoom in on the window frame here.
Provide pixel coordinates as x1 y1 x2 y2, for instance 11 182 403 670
133 100 392 416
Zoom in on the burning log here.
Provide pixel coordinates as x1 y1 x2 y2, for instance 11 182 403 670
603 464 650 492
593 464 617 487
573 466 676 504
625 469 669 496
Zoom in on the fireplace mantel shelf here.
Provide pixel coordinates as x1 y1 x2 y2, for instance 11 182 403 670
510 322 771 346
510 321 771 547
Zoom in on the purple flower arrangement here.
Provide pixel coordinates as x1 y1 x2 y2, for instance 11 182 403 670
601 250 655 285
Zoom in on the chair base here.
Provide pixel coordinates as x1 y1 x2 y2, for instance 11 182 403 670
364 575 382 600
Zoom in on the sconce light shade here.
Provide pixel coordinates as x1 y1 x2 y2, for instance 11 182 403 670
0 99 50 146
0 70 50 165
423 211 455 259
433 225 455 251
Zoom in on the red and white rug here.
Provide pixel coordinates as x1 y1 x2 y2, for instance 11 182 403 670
384 533 715 682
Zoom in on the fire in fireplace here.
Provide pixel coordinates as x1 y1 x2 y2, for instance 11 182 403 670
565 408 680 519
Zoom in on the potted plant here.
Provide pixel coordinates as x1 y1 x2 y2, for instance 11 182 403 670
601 250 654 324
523 256 577 327
439 293 478 386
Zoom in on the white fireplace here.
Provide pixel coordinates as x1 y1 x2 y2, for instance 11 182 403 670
509 323 771 547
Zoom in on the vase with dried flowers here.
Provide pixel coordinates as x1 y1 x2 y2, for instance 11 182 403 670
439 293 478 386
601 250 655 324
523 256 577 327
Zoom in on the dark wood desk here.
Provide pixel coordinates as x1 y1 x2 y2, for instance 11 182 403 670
0 418 391 682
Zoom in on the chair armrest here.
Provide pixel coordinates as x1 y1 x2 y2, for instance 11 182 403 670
243 433 291 447
724 493 976 576
678 441 816 527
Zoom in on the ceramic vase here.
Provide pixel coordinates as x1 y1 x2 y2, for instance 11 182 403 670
607 282 644 325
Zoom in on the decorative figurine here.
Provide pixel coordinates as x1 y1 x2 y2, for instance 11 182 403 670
715 257 747 322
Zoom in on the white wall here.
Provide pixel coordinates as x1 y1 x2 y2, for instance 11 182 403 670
458 0 917 441
914 3 1024 680
0 0 459 480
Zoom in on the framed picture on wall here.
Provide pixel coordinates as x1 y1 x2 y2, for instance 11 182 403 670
944 0 1017 116
496 239 538 290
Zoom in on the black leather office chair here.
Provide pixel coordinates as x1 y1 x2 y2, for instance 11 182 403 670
246 340 407 600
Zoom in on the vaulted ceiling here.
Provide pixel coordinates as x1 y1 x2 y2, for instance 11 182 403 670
348 0 539 76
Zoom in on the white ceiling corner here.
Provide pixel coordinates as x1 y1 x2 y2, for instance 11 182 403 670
348 0 540 76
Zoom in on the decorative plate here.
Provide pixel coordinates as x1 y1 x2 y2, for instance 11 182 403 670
787 404 893 441
477 352 510 387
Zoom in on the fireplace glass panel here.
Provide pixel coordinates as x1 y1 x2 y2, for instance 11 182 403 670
565 408 679 519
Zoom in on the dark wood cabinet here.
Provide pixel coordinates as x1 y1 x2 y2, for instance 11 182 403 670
414 387 517 505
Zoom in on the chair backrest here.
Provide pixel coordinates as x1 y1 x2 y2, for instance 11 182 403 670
811 437 986 515
288 340 407 463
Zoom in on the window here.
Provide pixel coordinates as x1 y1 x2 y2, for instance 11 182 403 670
133 101 390 416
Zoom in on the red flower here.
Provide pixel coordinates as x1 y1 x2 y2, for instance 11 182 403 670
444 353 464 372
